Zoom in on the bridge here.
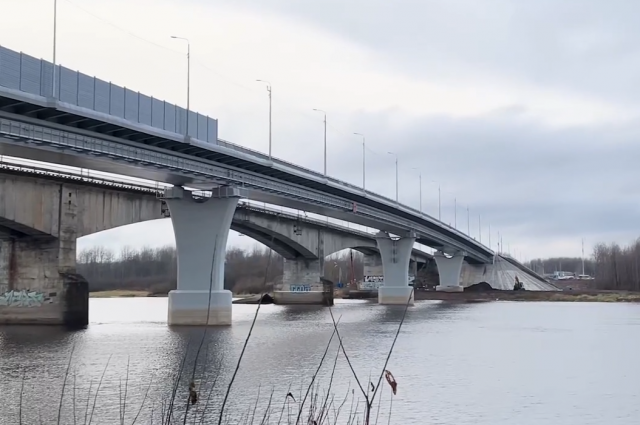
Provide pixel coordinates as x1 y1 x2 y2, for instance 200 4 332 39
0 45 553 326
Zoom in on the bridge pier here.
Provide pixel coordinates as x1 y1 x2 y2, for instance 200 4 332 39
164 187 241 326
434 250 465 292
281 258 323 290
375 231 415 305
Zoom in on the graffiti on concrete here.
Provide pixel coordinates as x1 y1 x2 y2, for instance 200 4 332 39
290 285 312 293
0 290 49 307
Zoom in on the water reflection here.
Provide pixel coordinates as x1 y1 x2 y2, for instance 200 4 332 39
0 299 639 424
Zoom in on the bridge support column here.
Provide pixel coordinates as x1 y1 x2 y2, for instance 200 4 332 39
375 231 415 305
164 187 241 326
434 251 465 292
275 258 326 304
282 258 322 291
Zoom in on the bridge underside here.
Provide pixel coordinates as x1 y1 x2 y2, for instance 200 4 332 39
0 115 492 264
0 219 53 239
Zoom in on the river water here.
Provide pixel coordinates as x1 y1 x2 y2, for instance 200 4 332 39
0 299 639 424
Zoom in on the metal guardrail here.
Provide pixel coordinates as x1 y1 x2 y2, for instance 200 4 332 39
0 160 388 244
0 43 493 261
0 115 493 262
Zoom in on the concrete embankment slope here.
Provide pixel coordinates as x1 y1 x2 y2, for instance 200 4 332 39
461 255 560 291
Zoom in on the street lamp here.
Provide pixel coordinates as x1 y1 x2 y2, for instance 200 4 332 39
256 80 272 159
387 152 398 204
454 197 457 228
354 133 365 190
170 36 191 138
313 109 327 176
52 0 58 99
428 181 441 221
467 206 470 235
412 167 422 215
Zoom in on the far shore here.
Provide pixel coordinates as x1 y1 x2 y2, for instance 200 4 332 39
413 289 640 303
88 289 640 303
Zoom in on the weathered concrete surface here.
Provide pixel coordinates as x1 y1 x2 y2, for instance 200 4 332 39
360 252 419 290
434 251 466 292
164 187 240 326
376 232 416 305
282 258 323 289
0 172 162 325
0 173 162 239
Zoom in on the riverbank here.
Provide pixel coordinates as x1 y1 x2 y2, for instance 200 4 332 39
89 290 156 298
414 290 640 303
88 289 640 303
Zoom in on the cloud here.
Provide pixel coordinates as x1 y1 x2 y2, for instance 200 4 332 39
4 0 640 261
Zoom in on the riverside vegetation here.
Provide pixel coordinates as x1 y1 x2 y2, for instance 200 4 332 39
79 237 640 297
16 239 411 425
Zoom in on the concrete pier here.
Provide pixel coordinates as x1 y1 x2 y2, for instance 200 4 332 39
375 231 416 305
164 186 240 326
434 251 465 292
0 172 161 325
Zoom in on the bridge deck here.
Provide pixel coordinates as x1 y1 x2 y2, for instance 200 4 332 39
0 44 494 262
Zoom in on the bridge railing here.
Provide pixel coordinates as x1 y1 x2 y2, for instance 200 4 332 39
0 44 487 254
216 139 471 241
0 158 396 243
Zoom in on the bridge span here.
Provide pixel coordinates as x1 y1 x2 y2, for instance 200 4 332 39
0 45 552 325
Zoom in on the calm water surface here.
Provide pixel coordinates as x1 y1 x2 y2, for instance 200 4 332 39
0 299 639 424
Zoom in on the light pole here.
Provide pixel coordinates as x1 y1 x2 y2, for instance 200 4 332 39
256 80 272 159
170 36 190 137
412 167 422 215
52 0 58 99
581 238 585 276
454 197 457 228
478 215 482 243
354 133 365 190
387 152 398 204
430 181 441 221
313 109 327 176
467 206 470 235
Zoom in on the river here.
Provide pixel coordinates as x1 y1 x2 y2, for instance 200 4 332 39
0 299 639 424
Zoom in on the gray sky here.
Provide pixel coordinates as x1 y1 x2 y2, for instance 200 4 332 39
3 0 639 261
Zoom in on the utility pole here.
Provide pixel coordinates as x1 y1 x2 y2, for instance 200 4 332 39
438 185 441 221
354 133 365 190
581 238 585 276
256 80 272 159
313 109 327 176
170 36 190 137
412 168 422 215
454 198 457 228
52 0 58 99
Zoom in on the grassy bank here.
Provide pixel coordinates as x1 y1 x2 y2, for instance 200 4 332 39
414 289 640 303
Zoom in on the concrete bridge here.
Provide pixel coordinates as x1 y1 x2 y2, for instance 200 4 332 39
0 162 557 325
0 45 558 326
0 164 432 324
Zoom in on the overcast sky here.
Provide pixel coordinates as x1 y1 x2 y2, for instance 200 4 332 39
2 0 639 261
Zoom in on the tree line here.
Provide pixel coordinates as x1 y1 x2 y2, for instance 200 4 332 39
79 238 640 294
527 238 640 291
591 239 640 291
525 257 596 277
77 245 368 294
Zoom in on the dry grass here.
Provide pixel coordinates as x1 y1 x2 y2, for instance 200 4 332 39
547 292 640 302
89 290 151 298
